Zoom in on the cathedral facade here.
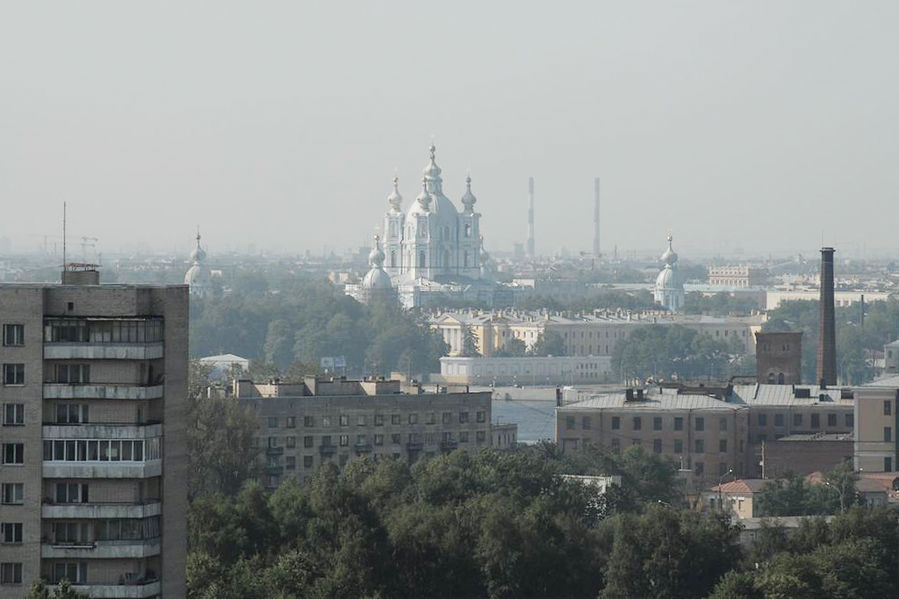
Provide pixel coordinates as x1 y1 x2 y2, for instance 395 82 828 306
382 143 483 283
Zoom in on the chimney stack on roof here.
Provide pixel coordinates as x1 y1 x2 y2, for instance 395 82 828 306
816 247 837 386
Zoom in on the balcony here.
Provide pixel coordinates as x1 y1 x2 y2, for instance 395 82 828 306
265 465 284 475
319 444 337 455
406 441 423 452
42 538 161 559
43 383 164 400
42 424 163 440
353 443 373 453
42 460 162 479
42 501 161 519
51 581 160 599
440 440 459 452
44 342 164 360
265 446 284 456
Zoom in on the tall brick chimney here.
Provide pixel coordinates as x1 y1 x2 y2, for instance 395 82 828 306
816 247 836 386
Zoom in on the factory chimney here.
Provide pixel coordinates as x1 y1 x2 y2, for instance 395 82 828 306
527 177 535 259
816 247 837 387
593 178 600 257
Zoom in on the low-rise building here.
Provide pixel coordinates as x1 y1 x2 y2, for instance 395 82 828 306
854 383 898 473
763 433 853 479
439 355 613 386
235 377 511 488
704 478 768 518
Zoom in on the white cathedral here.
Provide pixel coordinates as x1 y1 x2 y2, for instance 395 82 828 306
654 233 685 312
348 143 498 308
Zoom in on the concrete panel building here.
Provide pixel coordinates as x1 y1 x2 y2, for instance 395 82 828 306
234 377 510 488
0 269 187 597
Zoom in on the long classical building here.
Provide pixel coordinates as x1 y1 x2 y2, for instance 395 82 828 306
430 310 765 358
234 377 515 488
0 268 187 597
557 383 857 487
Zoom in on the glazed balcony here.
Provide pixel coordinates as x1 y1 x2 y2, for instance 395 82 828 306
43 383 164 400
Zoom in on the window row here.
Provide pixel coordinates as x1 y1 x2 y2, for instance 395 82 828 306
757 412 851 428
51 517 160 544
268 430 488 449
568 414 729 432
268 410 487 429
607 437 729 454
42 438 161 462
45 319 164 344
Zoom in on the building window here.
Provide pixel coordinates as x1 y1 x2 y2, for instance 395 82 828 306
2 364 24 386
0 523 22 544
1 484 24 505
408 414 418 425
653 417 662 431
285 456 296 470
674 417 683 431
391 434 401 444
357 415 366 426
719 439 727 453
885 457 893 472
2 325 24 347
774 414 784 427
793 414 803 427
286 417 296 428
694 462 704 475
304 436 313 448
610 438 620 453
286 436 296 449
885 401 892 416
393 414 402 425
0 563 23 584
56 404 89 424
719 462 729 476
442 412 451 424
267 437 278 448
374 414 384 426
811 414 820 429
885 427 892 443
51 562 87 584
476 430 486 443
653 439 662 454
582 416 591 430
695 439 704 454
757 414 766 427
2 444 24 465
55 483 88 504
303 416 314 427
611 416 620 430
827 413 836 427
339 435 349 447
632 417 641 431
460 431 469 443
719 417 728 431
55 364 90 384
374 434 384 446
304 455 314 468
695 417 704 431
339 415 349 427
2 404 24 426
476 411 486 423
845 414 854 427
459 412 469 424
267 417 278 428
42 439 157 462
566 416 575 430
674 439 683 454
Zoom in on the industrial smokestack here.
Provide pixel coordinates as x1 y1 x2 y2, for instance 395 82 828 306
816 247 837 387
593 178 600 257
527 177 535 259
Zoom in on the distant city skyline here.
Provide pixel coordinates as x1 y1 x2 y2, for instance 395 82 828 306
1 2 896 258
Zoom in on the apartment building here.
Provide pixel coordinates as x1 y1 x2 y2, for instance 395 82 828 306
855 384 899 473
234 377 507 488
0 269 187 598
557 383 857 486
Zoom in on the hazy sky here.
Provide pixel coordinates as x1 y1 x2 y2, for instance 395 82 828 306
1 1 897 259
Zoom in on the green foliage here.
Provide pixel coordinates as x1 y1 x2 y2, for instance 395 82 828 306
190 275 447 377
459 324 481 357
494 337 527 357
515 288 656 312
529 330 567 356
684 292 760 316
27 580 88 599
611 324 731 382
754 465 859 517
764 298 899 384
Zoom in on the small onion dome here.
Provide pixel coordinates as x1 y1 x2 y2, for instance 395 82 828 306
660 234 678 266
422 142 442 179
461 174 477 213
387 176 403 212
415 177 432 211
190 233 206 263
369 235 386 268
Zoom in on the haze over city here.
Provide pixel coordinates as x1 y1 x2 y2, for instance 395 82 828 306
1 1 896 258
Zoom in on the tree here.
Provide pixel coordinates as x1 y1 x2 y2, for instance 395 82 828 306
495 337 527 358
529 330 566 356
460 324 481 357
27 580 88 599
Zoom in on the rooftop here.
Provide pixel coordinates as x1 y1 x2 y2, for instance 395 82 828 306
709 479 769 494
